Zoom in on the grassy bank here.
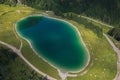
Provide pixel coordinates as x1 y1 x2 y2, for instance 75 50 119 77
0 4 117 80
0 4 60 79
108 35 120 50
21 40 60 79
67 20 117 80
0 45 44 80
0 4 34 48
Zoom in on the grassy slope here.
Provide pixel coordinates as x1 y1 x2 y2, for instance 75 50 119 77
0 45 42 80
0 4 34 48
21 40 60 79
0 4 117 80
108 36 120 49
67 21 117 80
0 4 60 79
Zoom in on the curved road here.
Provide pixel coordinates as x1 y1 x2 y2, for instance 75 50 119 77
79 15 113 28
103 34 120 80
0 41 56 80
78 15 120 80
0 10 56 80
0 10 119 80
79 15 120 80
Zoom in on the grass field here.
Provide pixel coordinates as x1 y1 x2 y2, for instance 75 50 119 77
0 4 60 79
108 35 120 49
0 4 117 80
67 21 117 80
0 45 43 80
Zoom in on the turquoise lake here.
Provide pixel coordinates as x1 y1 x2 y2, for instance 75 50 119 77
16 16 89 72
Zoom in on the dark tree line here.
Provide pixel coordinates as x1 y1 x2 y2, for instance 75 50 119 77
0 0 120 27
0 46 48 80
0 0 17 6
108 28 120 41
63 12 103 38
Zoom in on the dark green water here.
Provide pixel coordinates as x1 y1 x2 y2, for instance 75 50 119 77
16 16 89 72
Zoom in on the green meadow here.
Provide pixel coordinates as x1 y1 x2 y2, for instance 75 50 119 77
67 21 117 80
0 4 117 80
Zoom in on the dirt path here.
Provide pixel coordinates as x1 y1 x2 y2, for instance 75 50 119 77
0 41 57 80
103 34 120 80
78 15 113 28
1 9 119 80
17 0 22 5
0 10 57 80
79 14 120 80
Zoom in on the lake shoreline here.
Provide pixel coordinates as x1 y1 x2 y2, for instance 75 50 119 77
15 15 91 78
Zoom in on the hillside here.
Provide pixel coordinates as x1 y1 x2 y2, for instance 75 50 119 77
108 28 120 41
0 4 118 80
0 0 120 27
0 45 48 80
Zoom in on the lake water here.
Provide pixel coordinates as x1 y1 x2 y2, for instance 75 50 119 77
16 16 89 72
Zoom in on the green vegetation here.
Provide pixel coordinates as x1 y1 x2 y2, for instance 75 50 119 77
0 4 60 79
108 36 120 50
108 28 120 41
67 20 117 80
0 0 17 6
0 4 118 80
21 40 60 79
108 27 120 49
0 45 48 80
1 0 120 27
0 4 34 48
63 13 103 38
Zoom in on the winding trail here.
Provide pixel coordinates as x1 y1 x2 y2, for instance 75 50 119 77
17 0 22 5
103 34 120 80
0 10 57 80
78 14 120 80
0 41 56 80
78 15 113 28
1 9 120 80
